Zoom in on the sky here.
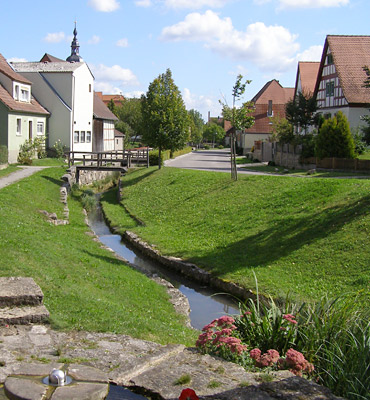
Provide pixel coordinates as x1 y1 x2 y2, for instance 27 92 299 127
1 0 369 120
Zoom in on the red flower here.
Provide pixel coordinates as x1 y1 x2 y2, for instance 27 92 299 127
179 388 199 400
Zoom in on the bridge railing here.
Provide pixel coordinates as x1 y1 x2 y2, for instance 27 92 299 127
67 149 149 168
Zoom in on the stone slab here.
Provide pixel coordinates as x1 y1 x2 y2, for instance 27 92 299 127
67 364 108 383
0 305 49 325
0 278 43 307
4 376 49 400
52 382 109 400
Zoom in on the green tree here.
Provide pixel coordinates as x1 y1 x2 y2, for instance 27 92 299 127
141 69 190 169
220 75 255 180
285 91 319 134
270 116 294 144
107 99 117 115
203 123 225 146
315 111 355 159
115 98 144 145
188 109 204 146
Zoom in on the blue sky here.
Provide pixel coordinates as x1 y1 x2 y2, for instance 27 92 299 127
1 0 368 119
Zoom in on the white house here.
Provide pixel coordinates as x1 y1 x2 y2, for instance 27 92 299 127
314 35 370 130
0 54 49 163
11 26 94 153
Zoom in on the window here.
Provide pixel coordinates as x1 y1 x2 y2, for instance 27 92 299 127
20 88 30 102
267 100 273 117
16 118 22 135
326 81 334 97
86 131 91 143
74 131 79 143
14 85 19 100
89 84 92 93
37 122 44 135
327 53 334 65
80 131 86 143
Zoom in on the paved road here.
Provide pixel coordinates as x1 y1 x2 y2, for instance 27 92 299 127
0 166 50 190
164 149 269 175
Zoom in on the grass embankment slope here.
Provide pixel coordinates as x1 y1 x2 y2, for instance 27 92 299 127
0 167 196 345
103 167 370 302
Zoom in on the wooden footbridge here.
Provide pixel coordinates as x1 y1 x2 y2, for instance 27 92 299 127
67 148 149 174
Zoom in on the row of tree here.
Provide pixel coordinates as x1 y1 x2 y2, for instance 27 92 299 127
108 69 229 169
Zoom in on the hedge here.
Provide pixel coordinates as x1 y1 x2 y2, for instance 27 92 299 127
0 145 8 164
149 146 193 166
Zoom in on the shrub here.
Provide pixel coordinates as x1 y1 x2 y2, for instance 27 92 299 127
52 139 66 159
315 111 355 159
0 145 8 164
149 150 164 167
17 140 34 165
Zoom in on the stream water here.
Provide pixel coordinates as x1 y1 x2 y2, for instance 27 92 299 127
88 206 240 330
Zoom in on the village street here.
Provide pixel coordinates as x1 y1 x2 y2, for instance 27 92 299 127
164 148 269 175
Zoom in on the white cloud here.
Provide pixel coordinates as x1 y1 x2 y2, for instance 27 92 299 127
88 0 120 12
278 0 349 8
123 91 145 98
183 88 220 119
161 11 300 72
7 57 28 63
135 0 152 6
88 35 101 45
94 82 122 94
43 32 66 43
90 64 139 87
116 38 129 47
164 0 231 9
296 45 323 62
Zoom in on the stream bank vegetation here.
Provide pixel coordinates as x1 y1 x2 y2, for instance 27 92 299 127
0 167 197 345
101 166 370 399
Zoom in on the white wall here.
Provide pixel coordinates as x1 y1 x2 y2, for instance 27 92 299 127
72 64 94 152
242 133 271 151
103 121 115 151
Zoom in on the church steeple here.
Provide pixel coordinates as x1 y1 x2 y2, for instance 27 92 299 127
66 22 83 62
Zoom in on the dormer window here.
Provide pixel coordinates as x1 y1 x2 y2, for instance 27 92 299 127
20 88 30 102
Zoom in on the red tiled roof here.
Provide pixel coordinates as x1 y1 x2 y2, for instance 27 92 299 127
251 80 294 104
0 83 49 115
93 92 118 121
0 53 31 85
315 35 370 105
296 62 320 96
40 53 65 63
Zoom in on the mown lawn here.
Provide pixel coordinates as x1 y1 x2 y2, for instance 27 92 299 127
102 167 370 303
0 167 197 345
0 165 21 178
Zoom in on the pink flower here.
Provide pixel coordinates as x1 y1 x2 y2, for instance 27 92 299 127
266 349 280 363
217 316 235 326
243 311 252 316
179 388 199 400
250 348 261 360
283 314 297 324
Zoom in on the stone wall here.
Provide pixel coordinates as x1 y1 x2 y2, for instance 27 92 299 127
62 166 116 187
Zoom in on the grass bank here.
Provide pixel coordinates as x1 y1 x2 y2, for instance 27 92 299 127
0 167 197 345
0 165 21 178
102 167 370 303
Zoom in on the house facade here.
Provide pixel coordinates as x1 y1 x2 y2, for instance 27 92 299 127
93 92 118 152
0 54 49 163
240 80 294 152
314 35 370 130
11 26 94 154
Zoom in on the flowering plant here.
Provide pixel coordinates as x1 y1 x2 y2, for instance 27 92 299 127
179 388 198 400
196 316 249 366
250 347 314 377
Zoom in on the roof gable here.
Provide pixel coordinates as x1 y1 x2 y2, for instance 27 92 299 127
295 62 320 97
315 35 370 104
252 79 294 104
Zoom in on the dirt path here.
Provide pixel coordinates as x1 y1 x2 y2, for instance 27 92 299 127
0 166 50 190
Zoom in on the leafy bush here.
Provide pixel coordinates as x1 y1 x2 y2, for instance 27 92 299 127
149 150 164 166
315 111 355 159
352 129 366 156
52 139 66 159
17 140 34 165
0 145 8 164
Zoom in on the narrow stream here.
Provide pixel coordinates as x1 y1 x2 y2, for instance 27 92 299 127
88 206 239 330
